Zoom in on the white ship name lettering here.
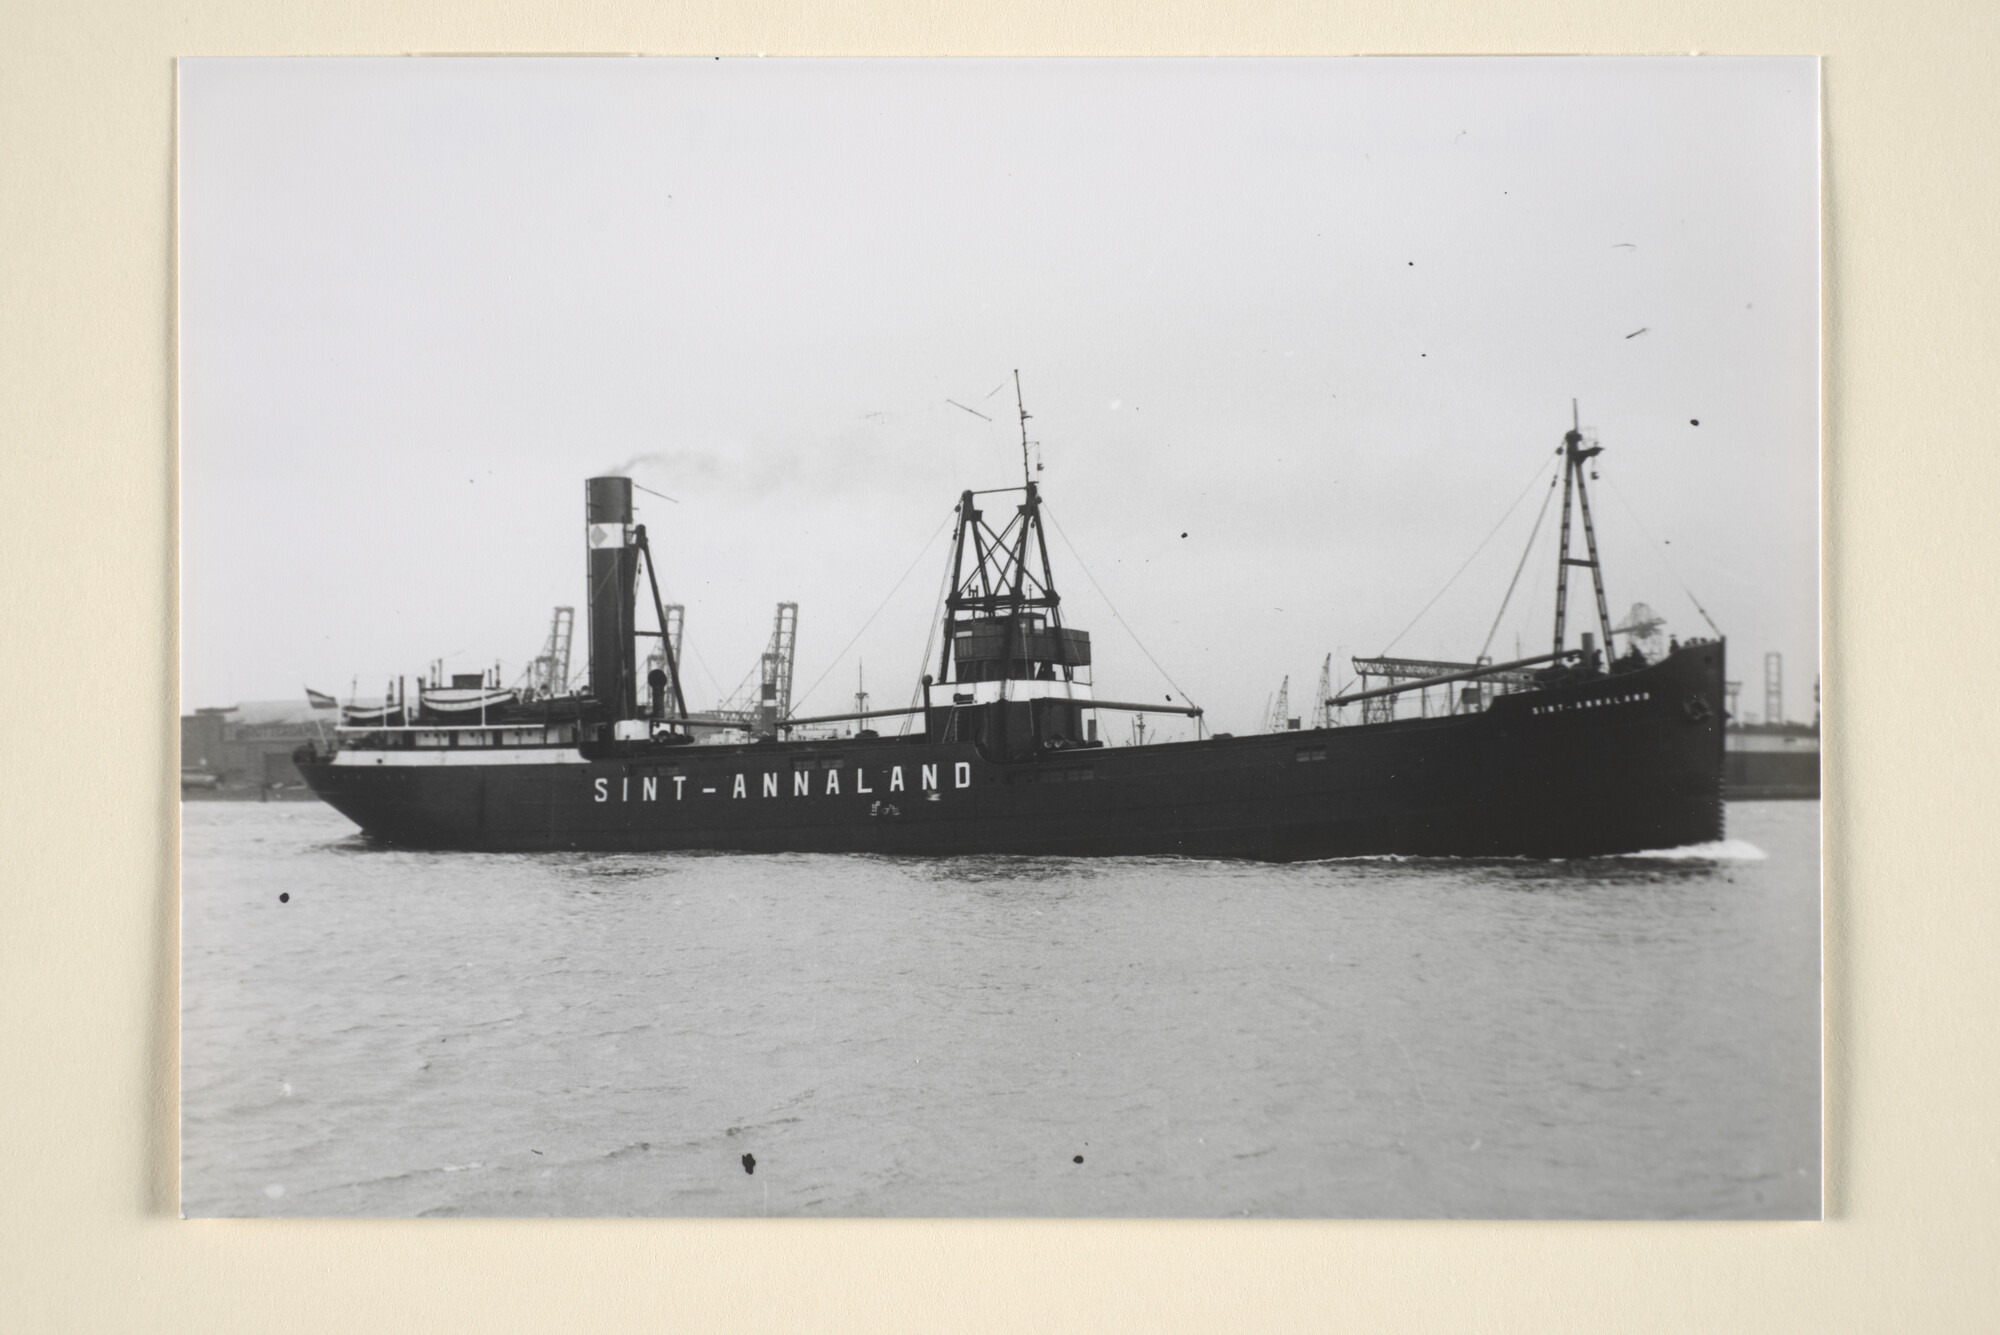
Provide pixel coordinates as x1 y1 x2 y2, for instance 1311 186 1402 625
1531 689 1652 717
584 762 973 804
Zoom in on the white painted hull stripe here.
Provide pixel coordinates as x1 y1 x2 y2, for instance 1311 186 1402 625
329 749 589 768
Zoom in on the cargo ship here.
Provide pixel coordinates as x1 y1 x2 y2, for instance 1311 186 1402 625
296 400 1725 859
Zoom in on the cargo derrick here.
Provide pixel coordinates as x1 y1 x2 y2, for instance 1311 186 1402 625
928 374 1095 759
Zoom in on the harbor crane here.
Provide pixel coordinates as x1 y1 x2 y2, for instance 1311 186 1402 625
1310 654 1334 729
701 602 802 739
645 604 684 684
519 606 574 699
757 602 799 738
1267 676 1297 732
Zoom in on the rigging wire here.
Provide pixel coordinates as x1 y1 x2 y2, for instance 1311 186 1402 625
1379 448 1561 656
900 518 962 737
1478 467 1563 661
713 654 761 715
1598 474 1724 638
685 641 730 705
1044 506 1203 716
788 510 955 718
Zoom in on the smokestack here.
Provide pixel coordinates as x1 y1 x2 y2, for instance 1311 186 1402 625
585 477 638 718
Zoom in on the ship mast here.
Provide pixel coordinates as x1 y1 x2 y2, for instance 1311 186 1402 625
935 372 1069 689
1550 400 1616 660
1015 368 1033 490
918 376 1193 751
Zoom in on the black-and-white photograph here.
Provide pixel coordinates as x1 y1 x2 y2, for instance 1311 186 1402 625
179 56 1820 1218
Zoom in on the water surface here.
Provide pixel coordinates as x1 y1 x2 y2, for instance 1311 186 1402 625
181 801 1820 1217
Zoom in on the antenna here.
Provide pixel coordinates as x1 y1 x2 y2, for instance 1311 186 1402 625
1014 369 1032 488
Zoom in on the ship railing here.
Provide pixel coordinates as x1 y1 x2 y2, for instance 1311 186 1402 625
332 721 587 751
334 721 584 733
1333 649 1584 722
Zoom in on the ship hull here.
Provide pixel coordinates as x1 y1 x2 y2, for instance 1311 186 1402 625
298 644 1725 861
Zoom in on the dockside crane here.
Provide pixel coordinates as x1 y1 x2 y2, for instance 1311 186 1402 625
1310 654 1334 730
1267 676 1294 732
519 606 574 699
645 604 684 684
756 602 799 738
694 601 801 738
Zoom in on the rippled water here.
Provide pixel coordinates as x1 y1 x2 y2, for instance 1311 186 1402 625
181 800 1819 1218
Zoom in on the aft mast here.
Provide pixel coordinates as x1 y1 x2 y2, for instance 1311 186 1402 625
1550 401 1616 662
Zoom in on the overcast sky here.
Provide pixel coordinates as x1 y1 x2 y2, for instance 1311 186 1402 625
180 57 1819 736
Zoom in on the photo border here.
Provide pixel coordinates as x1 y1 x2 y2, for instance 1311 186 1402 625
5 0 1988 1327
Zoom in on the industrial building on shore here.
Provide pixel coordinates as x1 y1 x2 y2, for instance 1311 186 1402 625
181 699 339 798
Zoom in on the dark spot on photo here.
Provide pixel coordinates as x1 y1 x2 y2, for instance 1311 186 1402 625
1073 1155 1084 1164
1690 419 1700 426
278 892 289 903
741 1152 756 1174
